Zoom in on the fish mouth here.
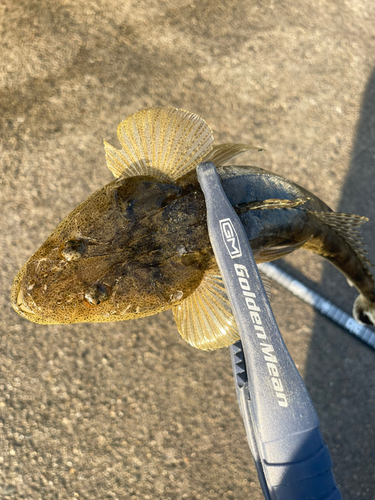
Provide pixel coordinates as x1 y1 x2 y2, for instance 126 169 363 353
11 265 46 324
16 287 35 315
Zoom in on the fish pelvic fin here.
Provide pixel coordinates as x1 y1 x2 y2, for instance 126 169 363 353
257 237 312 263
104 107 213 181
172 266 271 350
353 294 375 325
204 143 264 166
258 270 272 301
311 211 373 273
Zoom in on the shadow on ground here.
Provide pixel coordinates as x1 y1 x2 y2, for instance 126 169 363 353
301 68 375 499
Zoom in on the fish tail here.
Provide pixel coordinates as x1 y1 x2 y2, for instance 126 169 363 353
304 210 375 324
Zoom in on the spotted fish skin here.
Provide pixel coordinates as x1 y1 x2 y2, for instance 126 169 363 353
10 107 375 349
12 165 374 325
220 165 375 303
12 173 214 325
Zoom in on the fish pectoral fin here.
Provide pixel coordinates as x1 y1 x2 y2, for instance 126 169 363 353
204 143 264 166
311 211 372 271
172 266 272 351
172 267 240 350
104 140 136 179
235 197 310 214
257 237 311 262
104 107 213 180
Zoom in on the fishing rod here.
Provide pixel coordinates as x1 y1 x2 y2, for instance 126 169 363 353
197 161 342 500
258 262 375 350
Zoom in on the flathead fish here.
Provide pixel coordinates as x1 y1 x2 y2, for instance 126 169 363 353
11 107 375 350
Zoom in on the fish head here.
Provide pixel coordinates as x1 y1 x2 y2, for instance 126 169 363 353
11 107 218 327
11 175 211 324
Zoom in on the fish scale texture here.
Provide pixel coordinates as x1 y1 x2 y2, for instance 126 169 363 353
2 1 375 499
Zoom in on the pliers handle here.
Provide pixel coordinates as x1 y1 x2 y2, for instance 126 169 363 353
197 162 342 500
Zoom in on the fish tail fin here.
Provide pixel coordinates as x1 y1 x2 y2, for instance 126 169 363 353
353 294 375 325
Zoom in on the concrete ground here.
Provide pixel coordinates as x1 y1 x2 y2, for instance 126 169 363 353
1 0 375 498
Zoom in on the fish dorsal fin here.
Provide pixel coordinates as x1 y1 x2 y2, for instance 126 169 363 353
172 266 272 350
104 107 213 181
257 237 311 263
311 211 372 271
204 143 263 166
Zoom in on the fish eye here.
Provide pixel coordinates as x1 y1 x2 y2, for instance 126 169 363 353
60 239 86 261
84 284 110 307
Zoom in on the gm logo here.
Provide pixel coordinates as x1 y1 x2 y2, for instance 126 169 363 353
219 218 242 259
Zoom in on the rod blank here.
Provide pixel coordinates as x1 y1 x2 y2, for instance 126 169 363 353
258 263 375 350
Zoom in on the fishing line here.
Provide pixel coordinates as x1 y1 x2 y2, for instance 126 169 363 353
258 262 375 350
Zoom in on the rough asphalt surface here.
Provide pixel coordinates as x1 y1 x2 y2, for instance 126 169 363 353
1 1 375 499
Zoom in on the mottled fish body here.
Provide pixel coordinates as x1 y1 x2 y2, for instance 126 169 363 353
11 108 375 350
220 166 374 302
